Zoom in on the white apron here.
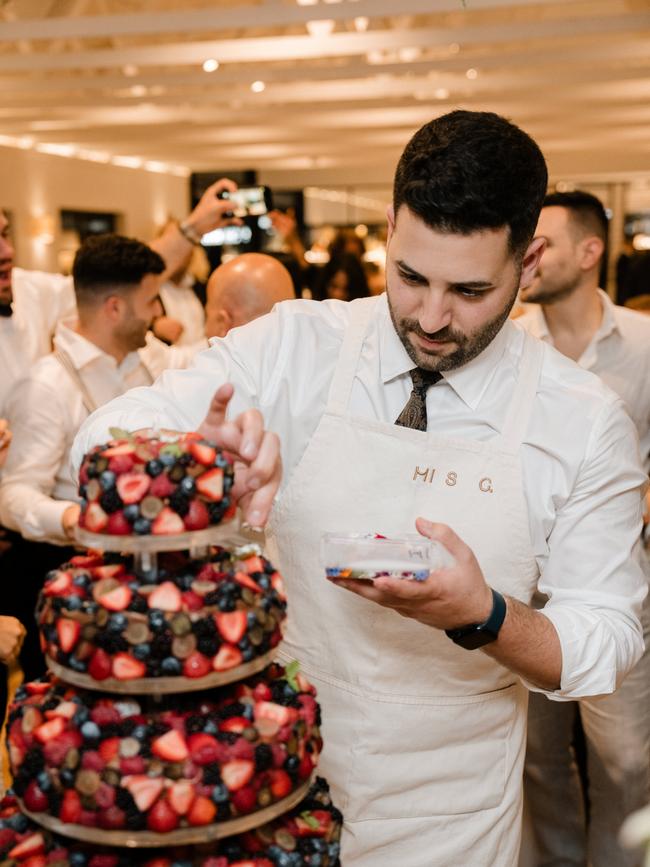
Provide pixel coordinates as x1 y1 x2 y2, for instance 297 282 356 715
266 303 543 866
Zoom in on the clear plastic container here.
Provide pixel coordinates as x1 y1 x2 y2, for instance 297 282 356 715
320 532 454 582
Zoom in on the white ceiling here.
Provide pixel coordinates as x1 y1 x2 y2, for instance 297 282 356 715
1 0 649 189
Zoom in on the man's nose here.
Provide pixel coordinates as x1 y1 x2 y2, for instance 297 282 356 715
419 292 452 335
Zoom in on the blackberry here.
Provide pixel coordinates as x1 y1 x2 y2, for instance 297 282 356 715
207 502 228 523
220 701 247 719
128 595 147 614
115 788 137 811
203 765 223 786
186 714 205 734
149 721 170 738
203 591 220 607
119 719 136 736
169 489 190 516
99 488 123 514
126 810 147 830
197 636 220 657
216 731 238 744
22 748 45 775
178 452 192 466
255 743 273 771
151 634 173 659
193 618 217 638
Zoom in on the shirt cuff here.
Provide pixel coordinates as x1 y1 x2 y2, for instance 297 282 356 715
23 498 75 545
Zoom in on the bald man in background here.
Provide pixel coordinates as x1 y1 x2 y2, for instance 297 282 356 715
204 253 295 338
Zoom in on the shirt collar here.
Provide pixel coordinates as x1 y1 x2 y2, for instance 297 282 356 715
53 319 142 376
379 295 513 410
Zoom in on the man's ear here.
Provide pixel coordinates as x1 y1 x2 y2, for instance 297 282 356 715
579 236 604 272
102 294 124 323
386 205 396 243
519 236 546 289
213 308 231 338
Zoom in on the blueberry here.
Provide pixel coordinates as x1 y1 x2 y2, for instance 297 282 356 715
108 613 127 633
133 643 151 661
81 721 101 741
78 484 87 499
241 646 255 662
148 610 166 632
63 595 82 610
133 517 152 535
60 768 76 787
211 783 229 804
68 656 87 673
132 724 149 741
145 459 163 477
177 572 194 591
203 719 218 736
73 573 90 588
36 770 52 791
100 470 116 490
179 476 195 495
161 657 182 676
284 755 300 774
100 488 123 514
73 706 90 725
69 853 88 867
5 813 29 832
123 504 140 523
169 490 190 516
215 454 229 468
159 451 176 467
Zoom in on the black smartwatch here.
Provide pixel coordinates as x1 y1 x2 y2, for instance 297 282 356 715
445 589 507 650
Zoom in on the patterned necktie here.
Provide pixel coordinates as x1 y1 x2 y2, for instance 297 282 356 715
395 368 442 431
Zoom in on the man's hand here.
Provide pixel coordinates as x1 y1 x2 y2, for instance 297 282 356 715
329 517 493 631
0 616 25 665
153 316 184 345
0 418 12 469
198 384 281 528
62 503 81 539
183 178 243 238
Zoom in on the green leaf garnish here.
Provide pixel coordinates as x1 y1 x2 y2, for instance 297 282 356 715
159 443 183 457
283 659 301 691
108 427 132 441
299 811 320 829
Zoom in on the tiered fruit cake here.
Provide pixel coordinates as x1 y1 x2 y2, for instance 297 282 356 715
78 431 235 537
38 547 286 688
8 664 321 837
0 776 342 866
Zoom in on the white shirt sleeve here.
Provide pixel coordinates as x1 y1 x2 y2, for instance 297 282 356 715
0 377 77 544
140 333 209 379
528 398 647 699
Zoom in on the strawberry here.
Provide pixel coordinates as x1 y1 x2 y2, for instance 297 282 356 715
102 442 136 458
152 729 189 763
152 507 185 535
23 780 49 813
149 473 176 498
43 729 82 766
56 619 80 653
213 645 243 672
8 832 45 860
81 751 105 772
196 468 224 502
183 651 211 679
221 759 255 791
60 789 82 824
43 571 73 597
116 472 151 504
45 701 78 720
34 716 65 744
94 783 116 810
147 798 179 834
168 780 195 816
119 755 146 775
233 571 262 594
98 737 120 764
231 786 257 814
112 653 146 681
187 732 220 766
91 564 126 580
97 584 132 612
253 683 272 702
90 704 121 725
298 752 315 780
254 702 298 727
88 648 112 681
183 499 210 531
219 717 250 734
189 441 216 466
295 809 332 837
268 769 292 799
83 502 109 532
107 453 135 473
181 590 203 612
123 775 164 811
214 610 247 644
187 795 216 826
69 554 103 568
148 581 182 612
97 806 126 830
271 572 286 600
241 555 265 575
106 510 132 536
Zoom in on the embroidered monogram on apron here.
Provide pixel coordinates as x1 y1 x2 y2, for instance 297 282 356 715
266 302 544 866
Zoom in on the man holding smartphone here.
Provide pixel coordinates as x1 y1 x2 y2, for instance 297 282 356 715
72 111 645 866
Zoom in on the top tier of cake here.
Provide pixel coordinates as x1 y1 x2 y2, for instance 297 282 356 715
78 432 235 540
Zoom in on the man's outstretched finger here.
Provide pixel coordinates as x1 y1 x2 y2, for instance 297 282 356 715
242 432 282 527
198 384 234 439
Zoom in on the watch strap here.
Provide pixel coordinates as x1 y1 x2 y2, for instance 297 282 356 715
445 588 507 649
178 220 202 245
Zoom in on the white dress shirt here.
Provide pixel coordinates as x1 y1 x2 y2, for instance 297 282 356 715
73 294 647 697
0 321 203 545
0 268 76 415
518 289 650 469
159 276 206 346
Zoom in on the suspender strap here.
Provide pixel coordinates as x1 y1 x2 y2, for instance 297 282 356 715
53 348 98 416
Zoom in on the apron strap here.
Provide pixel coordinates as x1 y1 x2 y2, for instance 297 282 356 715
54 348 98 416
499 329 545 449
326 298 377 416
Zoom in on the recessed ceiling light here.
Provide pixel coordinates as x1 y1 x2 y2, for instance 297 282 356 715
434 87 449 99
202 58 219 72
306 18 335 37
354 16 369 31
251 80 266 93
122 64 139 77
466 68 478 79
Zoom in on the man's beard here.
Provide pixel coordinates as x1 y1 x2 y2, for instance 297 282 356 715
0 297 12 318
387 285 518 373
115 316 149 354
521 272 580 305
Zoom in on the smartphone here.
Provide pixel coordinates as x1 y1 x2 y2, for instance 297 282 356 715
219 186 273 218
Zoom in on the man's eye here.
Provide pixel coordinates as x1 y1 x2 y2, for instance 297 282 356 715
398 270 423 285
455 287 483 298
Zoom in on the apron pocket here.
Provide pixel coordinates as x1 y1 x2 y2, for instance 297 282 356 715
343 683 522 822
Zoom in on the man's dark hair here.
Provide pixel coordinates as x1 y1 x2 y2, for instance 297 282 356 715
393 110 548 256
543 190 609 246
72 233 165 306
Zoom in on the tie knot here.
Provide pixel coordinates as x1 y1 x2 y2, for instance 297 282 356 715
410 367 442 395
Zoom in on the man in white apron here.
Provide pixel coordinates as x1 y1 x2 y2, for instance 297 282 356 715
73 111 647 866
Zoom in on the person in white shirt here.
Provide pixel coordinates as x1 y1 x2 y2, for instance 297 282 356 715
517 190 650 867
154 242 207 346
72 111 647 867
204 252 295 338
